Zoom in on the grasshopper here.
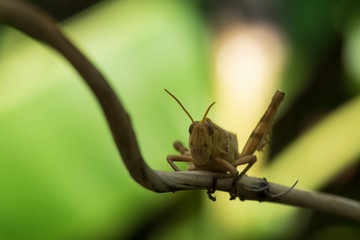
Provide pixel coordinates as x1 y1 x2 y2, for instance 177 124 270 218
165 89 285 200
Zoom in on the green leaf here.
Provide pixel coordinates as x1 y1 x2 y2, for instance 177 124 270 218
0 0 210 239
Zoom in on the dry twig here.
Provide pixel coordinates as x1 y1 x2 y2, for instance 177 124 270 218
0 0 359 221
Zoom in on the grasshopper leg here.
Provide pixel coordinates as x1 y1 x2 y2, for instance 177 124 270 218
229 155 257 200
207 158 239 201
173 141 191 156
166 155 194 171
233 155 257 180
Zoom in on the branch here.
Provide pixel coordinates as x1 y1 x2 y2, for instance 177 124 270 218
1 0 359 222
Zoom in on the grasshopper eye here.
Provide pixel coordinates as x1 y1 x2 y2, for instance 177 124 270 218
205 122 214 135
189 123 194 134
189 121 198 134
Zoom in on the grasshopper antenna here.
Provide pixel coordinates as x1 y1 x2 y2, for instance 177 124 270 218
165 89 195 124
201 102 216 125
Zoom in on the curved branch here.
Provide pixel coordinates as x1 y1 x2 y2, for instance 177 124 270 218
1 0 359 222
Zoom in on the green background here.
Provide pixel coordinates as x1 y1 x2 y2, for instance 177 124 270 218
0 0 360 239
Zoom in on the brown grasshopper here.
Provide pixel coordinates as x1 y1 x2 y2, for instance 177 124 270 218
165 89 285 200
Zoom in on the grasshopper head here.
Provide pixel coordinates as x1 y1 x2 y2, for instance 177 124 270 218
188 117 214 161
165 89 216 161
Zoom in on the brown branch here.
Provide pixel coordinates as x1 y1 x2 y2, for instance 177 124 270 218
1 0 359 222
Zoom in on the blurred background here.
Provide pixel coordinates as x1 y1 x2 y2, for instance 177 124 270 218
0 0 360 239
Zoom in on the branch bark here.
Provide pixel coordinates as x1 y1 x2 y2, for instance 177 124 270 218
1 0 359 222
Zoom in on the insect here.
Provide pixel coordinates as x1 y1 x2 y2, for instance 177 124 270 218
165 89 285 200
